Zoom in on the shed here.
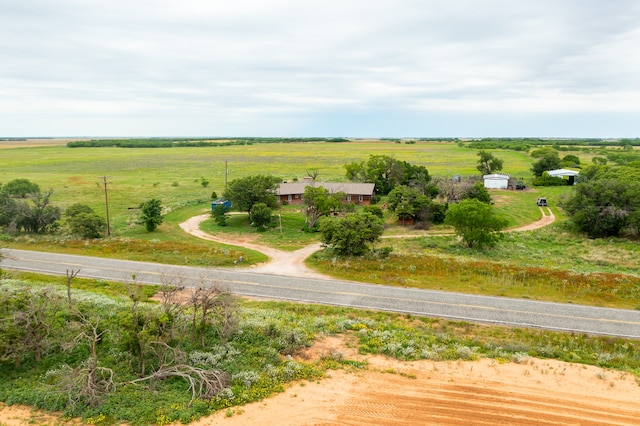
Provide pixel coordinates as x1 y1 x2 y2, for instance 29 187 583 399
211 199 231 211
547 169 580 185
483 174 510 189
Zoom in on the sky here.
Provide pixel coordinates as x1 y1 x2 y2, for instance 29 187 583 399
1 0 639 138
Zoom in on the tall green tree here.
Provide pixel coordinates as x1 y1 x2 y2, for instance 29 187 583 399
65 203 106 238
561 155 581 168
400 162 438 197
2 178 40 198
345 154 404 195
249 202 272 230
0 184 19 229
531 153 561 177
139 198 164 232
319 211 384 256
445 199 508 248
387 185 437 225
16 189 61 233
303 185 344 229
223 175 280 213
346 155 437 197
1 183 60 233
460 181 492 204
562 178 640 238
476 151 504 175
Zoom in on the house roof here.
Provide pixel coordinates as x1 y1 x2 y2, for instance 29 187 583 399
482 174 510 180
277 182 375 196
547 169 580 177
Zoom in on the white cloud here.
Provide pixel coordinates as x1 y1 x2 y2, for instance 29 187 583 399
1 0 639 136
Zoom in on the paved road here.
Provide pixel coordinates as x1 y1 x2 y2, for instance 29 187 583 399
2 248 640 339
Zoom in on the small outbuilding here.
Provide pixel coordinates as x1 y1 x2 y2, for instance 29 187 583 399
547 169 580 185
211 198 231 212
483 173 510 189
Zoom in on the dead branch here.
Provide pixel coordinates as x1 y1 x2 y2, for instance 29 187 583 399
65 268 80 309
188 280 238 346
51 363 116 409
149 340 187 370
124 364 230 404
13 287 61 362
158 271 187 317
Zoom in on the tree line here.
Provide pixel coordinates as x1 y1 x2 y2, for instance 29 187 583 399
67 138 350 148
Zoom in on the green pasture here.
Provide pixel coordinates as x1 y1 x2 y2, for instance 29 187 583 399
2 140 639 310
491 186 570 227
0 140 537 229
3 140 640 424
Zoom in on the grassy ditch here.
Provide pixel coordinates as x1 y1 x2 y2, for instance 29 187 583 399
5 204 268 267
308 227 640 310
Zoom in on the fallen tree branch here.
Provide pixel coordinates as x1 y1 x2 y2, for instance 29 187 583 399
124 364 231 403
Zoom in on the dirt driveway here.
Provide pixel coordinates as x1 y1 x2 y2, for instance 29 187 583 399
179 214 326 279
179 207 555 279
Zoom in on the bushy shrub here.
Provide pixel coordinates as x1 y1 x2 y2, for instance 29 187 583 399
532 173 568 186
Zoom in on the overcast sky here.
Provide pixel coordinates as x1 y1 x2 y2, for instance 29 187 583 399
1 0 639 138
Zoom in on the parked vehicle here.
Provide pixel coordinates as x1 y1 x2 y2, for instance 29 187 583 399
536 197 548 206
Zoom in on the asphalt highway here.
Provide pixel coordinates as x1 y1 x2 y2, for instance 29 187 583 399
2 248 639 339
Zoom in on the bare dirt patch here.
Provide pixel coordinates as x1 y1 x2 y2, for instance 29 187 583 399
0 404 80 425
0 138 82 149
191 335 640 425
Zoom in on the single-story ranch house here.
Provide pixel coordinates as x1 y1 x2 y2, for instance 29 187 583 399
277 181 376 205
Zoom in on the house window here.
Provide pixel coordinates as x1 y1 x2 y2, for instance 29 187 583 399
359 195 363 202
288 195 292 201
347 195 352 202
295 194 300 199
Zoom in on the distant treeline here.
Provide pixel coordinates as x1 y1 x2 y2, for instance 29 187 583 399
65 137 640 149
464 138 640 151
67 137 350 148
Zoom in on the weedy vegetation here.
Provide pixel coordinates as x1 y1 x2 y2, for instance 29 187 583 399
1 279 639 425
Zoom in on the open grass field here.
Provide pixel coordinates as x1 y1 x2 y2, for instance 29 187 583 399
0 139 536 229
2 138 638 308
2 139 640 425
